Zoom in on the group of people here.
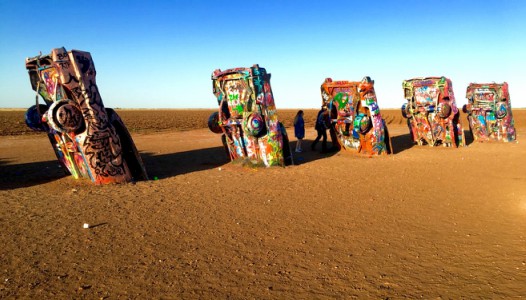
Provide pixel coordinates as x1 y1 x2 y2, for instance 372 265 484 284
293 106 331 153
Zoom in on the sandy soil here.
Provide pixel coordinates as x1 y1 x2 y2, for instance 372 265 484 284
1 109 525 298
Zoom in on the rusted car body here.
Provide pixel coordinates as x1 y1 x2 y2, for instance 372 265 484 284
208 64 292 167
24 47 148 184
320 77 392 155
463 82 516 142
401 77 465 147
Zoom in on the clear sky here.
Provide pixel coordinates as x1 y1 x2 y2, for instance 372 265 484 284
1 0 525 109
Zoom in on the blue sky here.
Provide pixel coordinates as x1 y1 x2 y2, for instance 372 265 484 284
0 0 524 109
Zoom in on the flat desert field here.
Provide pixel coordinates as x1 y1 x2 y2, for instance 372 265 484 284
1 108 525 298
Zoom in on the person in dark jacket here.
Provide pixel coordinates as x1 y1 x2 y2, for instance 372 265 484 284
311 106 330 152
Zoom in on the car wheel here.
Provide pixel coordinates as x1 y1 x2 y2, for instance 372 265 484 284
208 112 223 133
243 112 267 138
25 104 49 131
496 102 507 119
354 113 372 135
401 103 411 119
438 103 451 118
47 100 84 133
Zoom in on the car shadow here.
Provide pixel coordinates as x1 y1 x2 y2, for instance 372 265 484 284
142 138 340 179
0 159 66 190
288 138 339 165
464 129 474 146
140 146 230 179
390 133 415 154
0 139 341 188
388 129 474 153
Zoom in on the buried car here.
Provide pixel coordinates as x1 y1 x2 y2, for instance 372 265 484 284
24 47 148 184
463 82 516 142
401 77 465 147
208 64 292 167
320 77 392 155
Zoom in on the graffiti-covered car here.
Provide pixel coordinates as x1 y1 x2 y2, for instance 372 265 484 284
463 82 516 142
24 47 148 184
208 64 292 167
401 77 465 147
320 77 392 155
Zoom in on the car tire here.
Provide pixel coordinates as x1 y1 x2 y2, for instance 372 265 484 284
438 103 452 118
496 102 507 119
47 100 84 133
25 104 49 131
354 113 372 135
401 103 411 119
244 112 267 138
208 112 223 134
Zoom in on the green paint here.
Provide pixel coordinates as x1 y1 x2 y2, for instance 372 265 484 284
334 93 348 108
233 104 243 114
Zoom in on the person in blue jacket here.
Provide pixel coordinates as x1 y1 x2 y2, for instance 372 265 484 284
293 110 305 152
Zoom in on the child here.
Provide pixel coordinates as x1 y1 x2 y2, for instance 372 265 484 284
293 110 305 152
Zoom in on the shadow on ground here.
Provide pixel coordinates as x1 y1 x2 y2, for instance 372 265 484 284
390 133 415 154
0 139 342 189
142 139 339 179
388 129 474 154
464 130 474 146
140 146 229 179
0 159 65 190
288 139 338 165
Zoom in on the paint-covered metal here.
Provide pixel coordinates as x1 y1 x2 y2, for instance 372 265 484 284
208 64 292 167
320 77 392 155
24 47 148 184
401 77 465 147
463 82 516 142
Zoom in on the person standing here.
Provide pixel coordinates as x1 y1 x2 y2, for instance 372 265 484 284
311 106 329 152
293 110 305 152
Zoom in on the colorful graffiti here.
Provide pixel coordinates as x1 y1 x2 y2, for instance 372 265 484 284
463 82 516 142
208 64 292 167
24 47 148 184
320 77 392 155
401 77 465 147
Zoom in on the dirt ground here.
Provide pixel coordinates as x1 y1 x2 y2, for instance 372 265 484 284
1 108 525 299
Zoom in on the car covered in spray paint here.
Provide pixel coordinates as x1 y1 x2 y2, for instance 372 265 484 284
320 77 392 155
401 77 465 147
463 82 516 142
24 47 148 184
208 64 292 167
